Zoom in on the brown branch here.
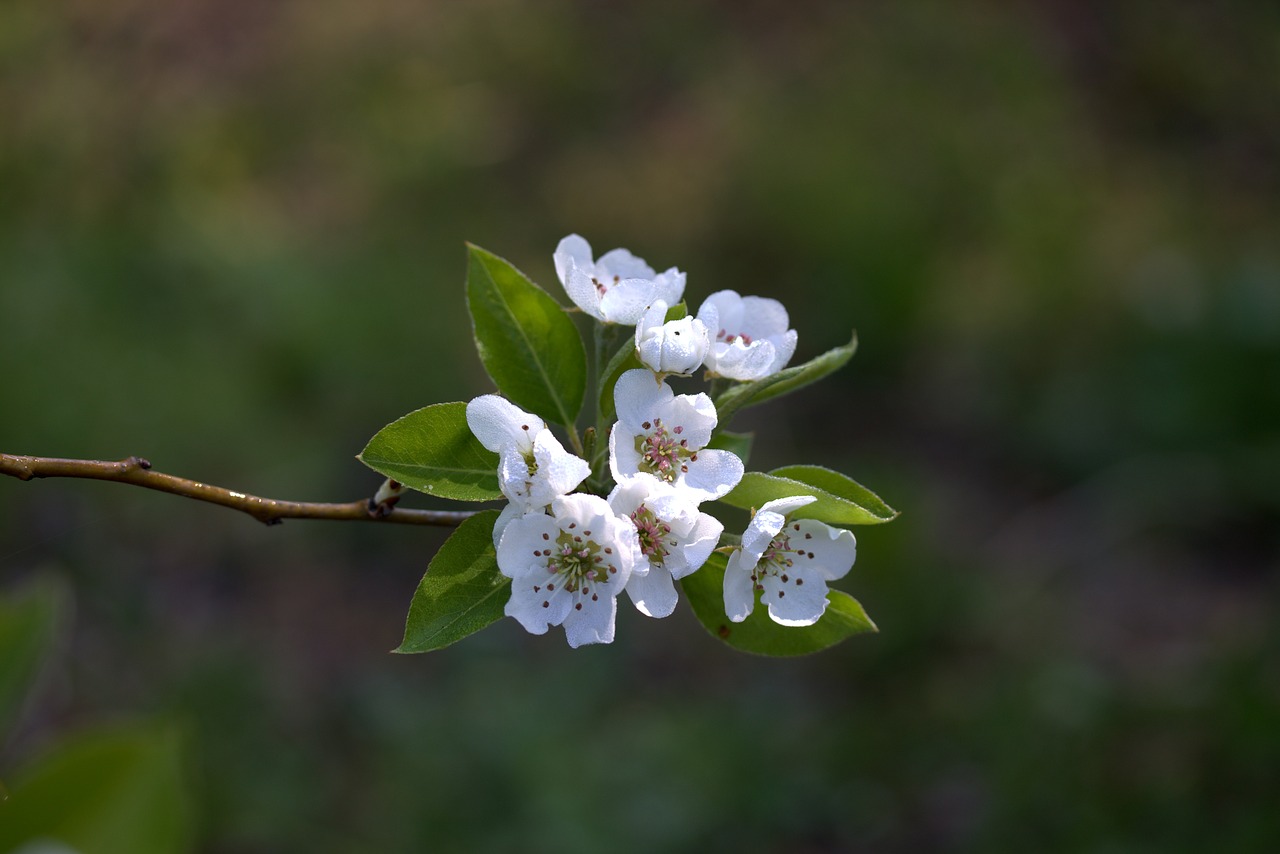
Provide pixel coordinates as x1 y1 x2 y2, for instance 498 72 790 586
0 453 477 527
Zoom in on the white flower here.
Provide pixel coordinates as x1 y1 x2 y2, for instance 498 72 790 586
696 290 798 381
609 369 743 503
608 478 723 618
553 234 685 325
635 299 711 376
496 493 640 647
723 495 856 627
467 394 591 544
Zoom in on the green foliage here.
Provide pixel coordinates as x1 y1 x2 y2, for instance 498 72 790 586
397 510 508 653
715 332 857 425
466 245 587 428
359 402 502 501
0 575 66 748
0 724 191 854
720 466 898 526
682 553 877 656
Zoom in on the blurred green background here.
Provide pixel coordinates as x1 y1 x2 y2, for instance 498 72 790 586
2 1 1279 851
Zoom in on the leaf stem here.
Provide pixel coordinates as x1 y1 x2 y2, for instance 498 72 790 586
0 453 476 527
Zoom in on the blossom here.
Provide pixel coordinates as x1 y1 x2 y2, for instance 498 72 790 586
609 369 743 503
553 234 685 325
723 495 856 626
466 394 590 544
608 478 723 618
696 290 798 381
496 493 640 647
635 299 711 376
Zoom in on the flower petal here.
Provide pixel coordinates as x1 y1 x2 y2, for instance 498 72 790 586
506 573 573 634
600 278 665 325
596 247 656 281
563 592 617 647
614 369 674 429
564 262 605 319
495 511 559 578
679 448 744 503
666 390 717 448
529 430 591 503
790 519 857 581
554 234 594 284
625 564 678 618
738 296 791 339
761 567 831 626
723 550 757 622
466 395 543 453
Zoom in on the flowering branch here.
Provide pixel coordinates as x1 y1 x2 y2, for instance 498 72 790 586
0 453 476 527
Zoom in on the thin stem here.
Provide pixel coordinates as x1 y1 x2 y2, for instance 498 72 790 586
0 453 475 528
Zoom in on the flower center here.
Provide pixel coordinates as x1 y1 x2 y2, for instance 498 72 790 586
717 328 753 346
748 524 815 592
544 529 612 593
592 274 621 296
630 505 671 565
634 418 697 483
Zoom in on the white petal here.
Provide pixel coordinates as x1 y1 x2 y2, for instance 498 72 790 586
666 390 717 448
759 495 819 517
738 296 791 339
708 339 778 381
625 564 678 618
790 519 857 581
529 431 590 503
635 299 669 348
608 424 643 482
506 573 573 634
614 369 674 429
723 550 757 622
495 511 559 578
564 262 605 319
741 508 787 564
765 329 798 375
651 268 686 306
666 510 723 580
554 234 594 284
607 478 651 517
466 395 543 453
491 501 526 548
761 569 831 626
596 247 656 281
679 448 744 503
563 592 617 647
600 278 664 325
698 290 745 333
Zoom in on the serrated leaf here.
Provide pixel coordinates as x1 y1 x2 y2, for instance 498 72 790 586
359 402 502 501
718 468 898 526
0 723 191 854
397 510 510 652
0 575 67 748
706 430 754 468
715 331 858 424
466 244 587 427
682 553 877 656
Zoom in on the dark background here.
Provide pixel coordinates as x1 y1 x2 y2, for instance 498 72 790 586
2 1 1278 851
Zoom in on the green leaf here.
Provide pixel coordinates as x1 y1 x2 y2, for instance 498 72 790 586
706 430 754 468
682 553 877 656
715 331 858 424
0 723 191 854
0 575 67 747
466 244 587 427
359 402 502 501
770 464 899 523
719 468 898 526
396 510 510 652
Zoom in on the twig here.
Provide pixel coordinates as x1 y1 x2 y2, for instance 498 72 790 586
0 453 476 528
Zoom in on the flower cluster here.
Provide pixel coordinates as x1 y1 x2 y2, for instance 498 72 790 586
462 234 859 647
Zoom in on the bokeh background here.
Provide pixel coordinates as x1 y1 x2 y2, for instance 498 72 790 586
3 1 1279 851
